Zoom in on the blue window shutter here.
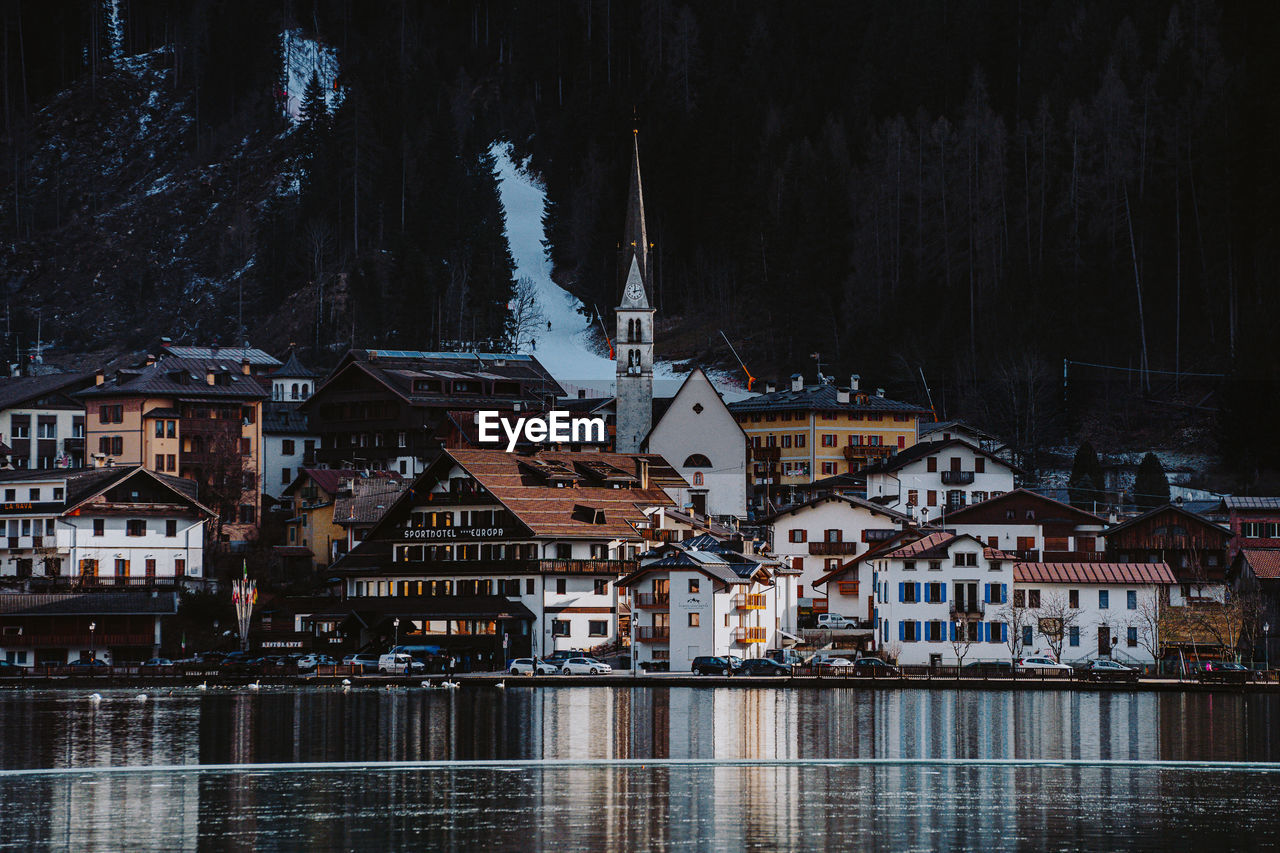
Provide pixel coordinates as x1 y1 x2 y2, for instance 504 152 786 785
915 583 922 603
1000 583 1007 604
898 582 904 603
983 584 991 604
939 584 947 603
899 620 905 641
949 621 957 641
1000 623 1007 643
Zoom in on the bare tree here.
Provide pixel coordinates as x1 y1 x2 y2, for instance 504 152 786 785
506 276 544 351
998 598 1030 660
1034 591 1081 662
950 617 977 667
1134 593 1163 664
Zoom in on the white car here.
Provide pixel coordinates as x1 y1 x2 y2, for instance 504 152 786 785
817 614 856 629
559 657 612 675
508 658 559 675
1016 656 1073 674
378 653 425 674
817 657 855 668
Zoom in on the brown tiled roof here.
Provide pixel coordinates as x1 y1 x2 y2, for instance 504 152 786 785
881 531 959 560
983 547 1019 561
444 448 680 538
334 482 405 526
1013 562 1176 585
1241 549 1280 580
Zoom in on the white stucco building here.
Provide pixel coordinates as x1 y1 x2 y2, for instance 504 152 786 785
644 367 748 519
620 534 779 672
864 438 1018 518
262 350 319 500
0 373 94 469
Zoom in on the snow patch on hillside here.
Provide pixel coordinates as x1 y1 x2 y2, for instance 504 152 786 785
491 143 750 401
280 30 343 122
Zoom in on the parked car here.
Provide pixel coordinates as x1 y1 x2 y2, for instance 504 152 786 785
817 657 855 668
0 660 25 677
1016 656 1074 675
765 649 806 667
559 657 612 675
509 658 560 675
348 654 383 674
853 658 903 678
1196 661 1254 683
638 660 670 673
1077 659 1140 683
378 653 425 674
738 658 791 676
817 614 857 629
691 656 734 675
725 655 744 670
141 658 174 668
961 660 1015 676
544 650 584 665
297 654 338 671
67 659 110 671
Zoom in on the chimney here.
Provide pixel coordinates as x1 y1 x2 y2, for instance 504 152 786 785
206 369 216 386
145 354 156 367
836 388 850 404
92 453 107 468
241 357 252 376
790 373 803 392
95 369 105 386
635 457 650 490
876 388 885 397
850 374 860 391
578 389 587 399
765 382 776 394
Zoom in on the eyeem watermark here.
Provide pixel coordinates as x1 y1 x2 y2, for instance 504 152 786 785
476 410 607 452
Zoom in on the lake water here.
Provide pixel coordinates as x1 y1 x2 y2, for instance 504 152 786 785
2 685 1279 850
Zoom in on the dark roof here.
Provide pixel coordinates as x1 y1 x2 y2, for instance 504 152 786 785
273 348 317 378
304 350 565 412
1221 496 1280 511
1013 562 1176 585
0 465 210 514
1104 503 1233 538
940 488 1105 526
727 383 931 416
77 358 268 400
559 396 613 414
919 420 994 440
764 493 913 525
334 481 406 526
284 468 404 500
796 474 866 491
0 372 96 410
162 346 281 365
263 401 310 434
0 591 179 616
862 438 1023 476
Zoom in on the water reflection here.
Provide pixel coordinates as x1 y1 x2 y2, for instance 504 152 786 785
3 686 1280 850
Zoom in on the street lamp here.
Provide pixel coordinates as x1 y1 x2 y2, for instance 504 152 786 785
88 621 96 664
1264 622 1270 673
393 617 400 648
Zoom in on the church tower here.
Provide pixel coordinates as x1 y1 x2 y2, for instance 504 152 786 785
615 130 655 454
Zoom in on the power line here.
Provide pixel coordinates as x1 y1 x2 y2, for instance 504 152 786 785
1065 359 1225 379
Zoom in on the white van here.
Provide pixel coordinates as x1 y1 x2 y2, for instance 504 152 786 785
377 653 423 674
816 613 856 629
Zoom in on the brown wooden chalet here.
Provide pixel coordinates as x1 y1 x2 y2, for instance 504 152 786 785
1104 504 1231 594
939 488 1107 561
298 350 565 472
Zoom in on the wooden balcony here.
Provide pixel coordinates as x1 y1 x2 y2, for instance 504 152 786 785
941 470 976 485
843 445 894 461
634 592 670 609
751 446 781 462
1041 551 1106 562
733 594 766 610
635 625 670 643
808 541 858 556
733 626 768 643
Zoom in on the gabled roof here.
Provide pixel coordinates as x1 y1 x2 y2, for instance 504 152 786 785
77 358 268 400
0 372 96 411
919 420 996 441
940 488 1105 527
334 481 406 526
162 346 281 366
62 465 212 517
1221 496 1280 512
1239 549 1280 580
764 492 913 525
1013 562 1176 585
862 438 1023 476
1104 503 1233 538
283 468 403 499
879 530 987 561
813 529 927 588
728 383 931 416
643 367 745 451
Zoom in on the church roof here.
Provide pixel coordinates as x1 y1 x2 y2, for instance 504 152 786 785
274 348 317 378
619 131 651 307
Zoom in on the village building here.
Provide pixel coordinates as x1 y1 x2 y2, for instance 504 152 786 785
620 533 779 672
329 448 682 659
766 494 911 632
642 367 747 519
863 438 1019 519
1010 561 1175 665
1215 496 1280 560
0 465 212 666
1103 503 1231 605
1228 548 1280 664
298 349 564 476
0 591 179 668
869 531 1016 666
261 349 319 501
728 376 931 514
938 489 1108 560
75 348 271 547
0 372 95 470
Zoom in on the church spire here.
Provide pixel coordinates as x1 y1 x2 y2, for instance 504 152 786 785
620 129 651 303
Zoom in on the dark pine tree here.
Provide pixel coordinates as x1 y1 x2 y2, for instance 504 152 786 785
1068 440 1106 511
1133 453 1170 510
